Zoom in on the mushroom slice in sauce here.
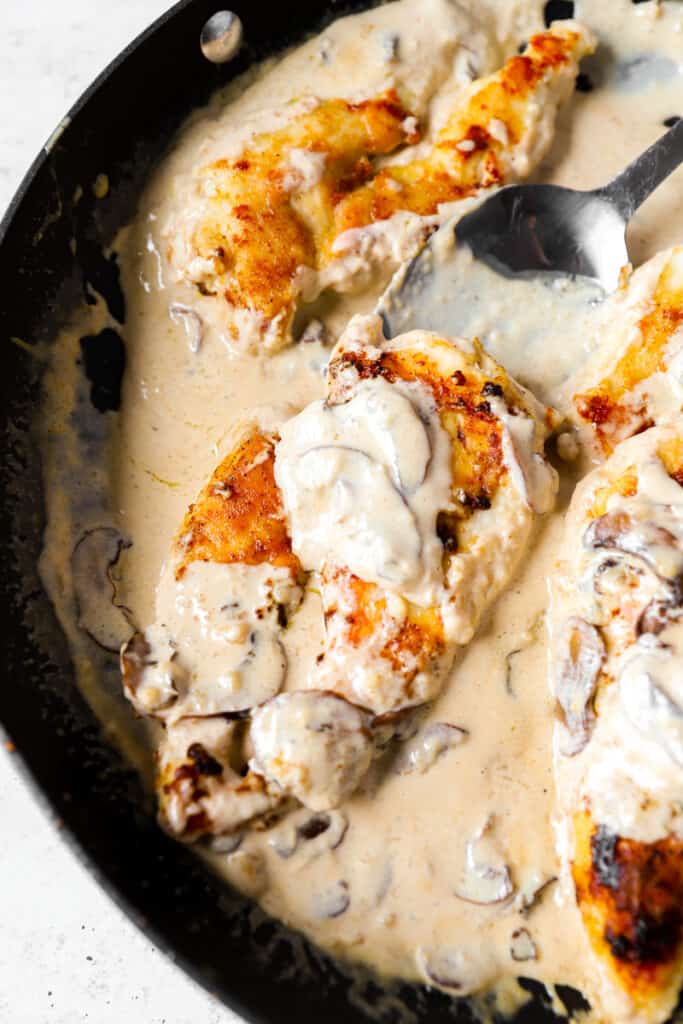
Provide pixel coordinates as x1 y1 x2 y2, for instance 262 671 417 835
311 879 350 919
392 721 468 775
72 527 132 652
121 631 178 715
157 717 281 842
584 511 683 586
554 617 604 756
250 691 373 811
454 817 514 906
416 945 498 995
637 597 683 637
510 927 538 963
267 807 348 860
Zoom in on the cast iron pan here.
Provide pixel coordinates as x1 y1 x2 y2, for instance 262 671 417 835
0 0 629 1020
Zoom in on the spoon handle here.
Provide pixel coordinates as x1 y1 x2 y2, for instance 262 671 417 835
598 117 683 220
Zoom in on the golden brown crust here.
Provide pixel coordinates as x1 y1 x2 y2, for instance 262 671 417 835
173 24 593 350
331 27 587 237
181 91 416 346
175 429 300 578
573 810 683 1009
322 566 445 687
574 256 683 456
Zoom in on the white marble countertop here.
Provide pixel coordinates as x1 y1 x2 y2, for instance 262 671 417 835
0 3 242 1021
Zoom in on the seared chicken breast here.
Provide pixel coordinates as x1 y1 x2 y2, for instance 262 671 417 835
277 313 559 714
121 317 558 840
551 421 683 1023
570 247 683 458
166 22 594 352
120 414 303 840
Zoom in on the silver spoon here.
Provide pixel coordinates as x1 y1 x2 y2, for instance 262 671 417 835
379 116 683 341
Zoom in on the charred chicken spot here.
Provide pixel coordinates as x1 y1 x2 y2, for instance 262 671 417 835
436 510 459 552
452 370 466 386
80 328 126 413
464 492 491 511
276 603 288 629
605 910 682 966
187 743 223 777
481 381 503 398
575 392 615 426
476 400 492 415
591 826 621 891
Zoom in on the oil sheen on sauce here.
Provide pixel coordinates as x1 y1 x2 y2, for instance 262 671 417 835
37 0 683 1017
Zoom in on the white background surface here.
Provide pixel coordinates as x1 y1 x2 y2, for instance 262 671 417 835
0 2 242 1021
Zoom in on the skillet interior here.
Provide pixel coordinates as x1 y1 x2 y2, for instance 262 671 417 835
0 1 587 1020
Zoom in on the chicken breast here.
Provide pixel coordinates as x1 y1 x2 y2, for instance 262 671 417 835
121 412 304 724
276 313 560 714
121 316 558 839
550 421 683 1023
166 21 594 352
570 247 683 458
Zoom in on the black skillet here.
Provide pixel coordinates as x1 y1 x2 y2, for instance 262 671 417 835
0 0 635 1020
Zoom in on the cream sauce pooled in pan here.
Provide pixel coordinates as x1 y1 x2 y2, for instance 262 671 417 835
37 0 683 1019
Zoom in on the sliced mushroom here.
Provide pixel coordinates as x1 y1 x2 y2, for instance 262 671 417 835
250 691 373 811
312 879 350 919
120 630 180 715
454 817 514 906
169 302 203 353
416 945 498 995
206 830 244 854
267 808 348 860
584 511 683 588
371 706 426 751
637 597 683 637
555 617 604 756
393 722 468 775
72 527 132 652
510 927 537 963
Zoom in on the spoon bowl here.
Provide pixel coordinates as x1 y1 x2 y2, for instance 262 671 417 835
455 183 627 293
380 116 683 338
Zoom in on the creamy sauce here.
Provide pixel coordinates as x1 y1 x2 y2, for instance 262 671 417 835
275 373 453 605
37 0 683 1019
134 559 299 721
